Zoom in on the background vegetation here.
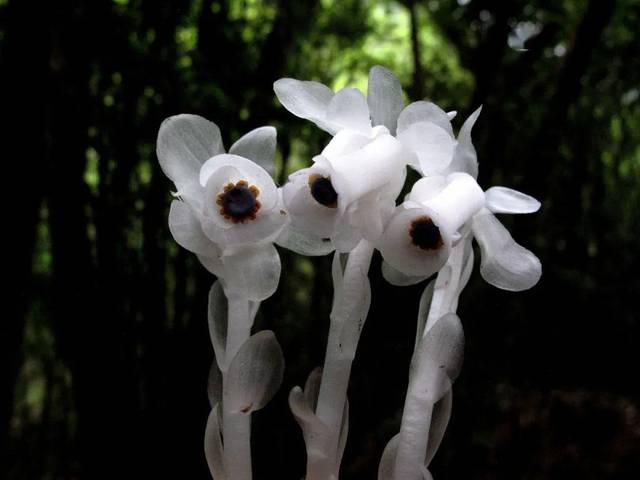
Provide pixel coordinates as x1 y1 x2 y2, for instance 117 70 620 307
2 0 639 478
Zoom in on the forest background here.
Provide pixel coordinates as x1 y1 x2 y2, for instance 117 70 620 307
2 0 639 478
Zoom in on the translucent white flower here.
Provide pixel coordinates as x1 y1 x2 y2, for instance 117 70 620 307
157 114 285 300
274 66 410 251
378 173 486 278
281 127 407 251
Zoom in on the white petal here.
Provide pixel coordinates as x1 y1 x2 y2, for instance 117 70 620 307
321 129 372 159
273 78 336 133
221 243 282 301
397 121 456 175
157 114 225 190
200 153 277 210
204 405 227 480
423 172 485 234
330 133 405 205
378 434 400 480
407 176 447 204
197 253 225 276
282 173 340 239
229 126 277 177
368 65 404 134
471 211 542 291
447 107 481 178
275 222 334 256
485 186 541 214
377 207 451 277
201 207 286 248
224 330 285 414
382 260 428 286
325 87 372 134
397 101 454 137
168 200 219 256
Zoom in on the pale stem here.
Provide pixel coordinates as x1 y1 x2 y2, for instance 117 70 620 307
393 242 465 479
312 239 375 479
223 295 252 480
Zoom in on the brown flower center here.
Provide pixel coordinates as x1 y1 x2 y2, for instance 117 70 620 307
216 180 261 223
410 216 443 250
308 174 338 208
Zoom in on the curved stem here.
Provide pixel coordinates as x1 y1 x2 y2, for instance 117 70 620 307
311 240 374 479
222 295 252 480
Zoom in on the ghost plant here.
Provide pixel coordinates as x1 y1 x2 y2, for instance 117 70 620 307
158 65 541 480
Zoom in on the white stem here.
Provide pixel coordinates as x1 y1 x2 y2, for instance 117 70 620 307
222 295 252 480
392 242 466 479
311 239 374 479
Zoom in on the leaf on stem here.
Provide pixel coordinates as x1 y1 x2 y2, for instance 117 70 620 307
224 331 285 414
378 434 399 480
414 313 464 403
425 388 453 466
208 360 223 408
204 404 227 480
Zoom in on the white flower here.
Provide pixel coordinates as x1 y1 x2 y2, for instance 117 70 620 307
274 66 409 251
378 173 486 278
157 114 285 300
380 175 542 291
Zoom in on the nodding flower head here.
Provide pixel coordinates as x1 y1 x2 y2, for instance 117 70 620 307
378 173 485 278
282 127 407 251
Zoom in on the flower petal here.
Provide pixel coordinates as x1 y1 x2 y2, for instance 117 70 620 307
201 205 286 247
325 87 372 134
200 153 278 211
368 65 404 134
229 126 277 177
224 330 285 414
377 206 451 277
273 78 336 133
221 243 282 301
397 121 456 175
282 172 340 239
407 176 447 204
471 211 542 291
157 114 225 190
275 222 334 256
485 186 541 214
397 101 454 137
168 200 219 256
204 405 227 480
382 260 428 287
197 253 225 277
447 107 481 178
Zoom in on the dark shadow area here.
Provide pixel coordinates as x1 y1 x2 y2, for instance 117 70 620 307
2 0 639 478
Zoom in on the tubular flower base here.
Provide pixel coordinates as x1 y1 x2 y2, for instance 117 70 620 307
158 64 542 480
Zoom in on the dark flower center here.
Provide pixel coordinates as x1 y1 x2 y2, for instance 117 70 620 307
309 175 338 208
216 180 261 223
410 216 443 250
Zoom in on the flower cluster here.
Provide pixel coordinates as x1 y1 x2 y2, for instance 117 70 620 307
275 66 541 292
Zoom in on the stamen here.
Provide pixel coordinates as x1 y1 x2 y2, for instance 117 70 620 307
410 216 443 251
216 180 261 223
309 174 338 208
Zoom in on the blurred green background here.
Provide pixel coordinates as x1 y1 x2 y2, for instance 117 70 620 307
2 0 639 478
